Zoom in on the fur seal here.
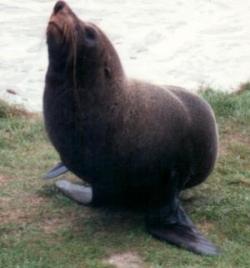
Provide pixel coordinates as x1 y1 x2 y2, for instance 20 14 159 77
43 1 219 255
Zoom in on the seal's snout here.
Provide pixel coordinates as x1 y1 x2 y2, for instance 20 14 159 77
47 0 73 39
54 1 66 14
47 1 78 52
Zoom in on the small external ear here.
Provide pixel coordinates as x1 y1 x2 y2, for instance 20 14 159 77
104 65 112 78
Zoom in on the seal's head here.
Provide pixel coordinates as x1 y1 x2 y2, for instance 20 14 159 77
46 1 123 80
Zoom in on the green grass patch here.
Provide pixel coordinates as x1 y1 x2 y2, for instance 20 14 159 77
0 89 250 267
201 88 250 121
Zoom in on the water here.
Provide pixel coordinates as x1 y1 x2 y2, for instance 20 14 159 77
1 0 250 111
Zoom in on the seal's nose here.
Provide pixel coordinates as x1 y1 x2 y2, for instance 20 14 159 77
54 1 66 14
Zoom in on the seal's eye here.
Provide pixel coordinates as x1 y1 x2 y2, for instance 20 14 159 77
84 27 96 46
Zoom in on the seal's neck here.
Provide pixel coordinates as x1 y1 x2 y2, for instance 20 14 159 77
46 57 126 114
73 64 125 111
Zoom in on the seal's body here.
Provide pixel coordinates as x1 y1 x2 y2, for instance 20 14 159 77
44 1 219 255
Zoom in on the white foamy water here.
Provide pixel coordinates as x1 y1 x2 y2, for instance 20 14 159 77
0 0 250 111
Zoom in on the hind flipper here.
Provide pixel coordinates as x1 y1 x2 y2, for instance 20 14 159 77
146 204 219 256
43 162 68 180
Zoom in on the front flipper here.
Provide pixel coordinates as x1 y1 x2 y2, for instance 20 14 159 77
146 205 219 256
43 162 68 180
56 179 93 205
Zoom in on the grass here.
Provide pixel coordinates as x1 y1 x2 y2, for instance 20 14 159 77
0 87 250 268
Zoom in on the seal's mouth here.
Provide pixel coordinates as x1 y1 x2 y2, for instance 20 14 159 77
47 21 62 35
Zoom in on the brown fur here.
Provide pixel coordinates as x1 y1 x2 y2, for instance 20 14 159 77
44 2 218 206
